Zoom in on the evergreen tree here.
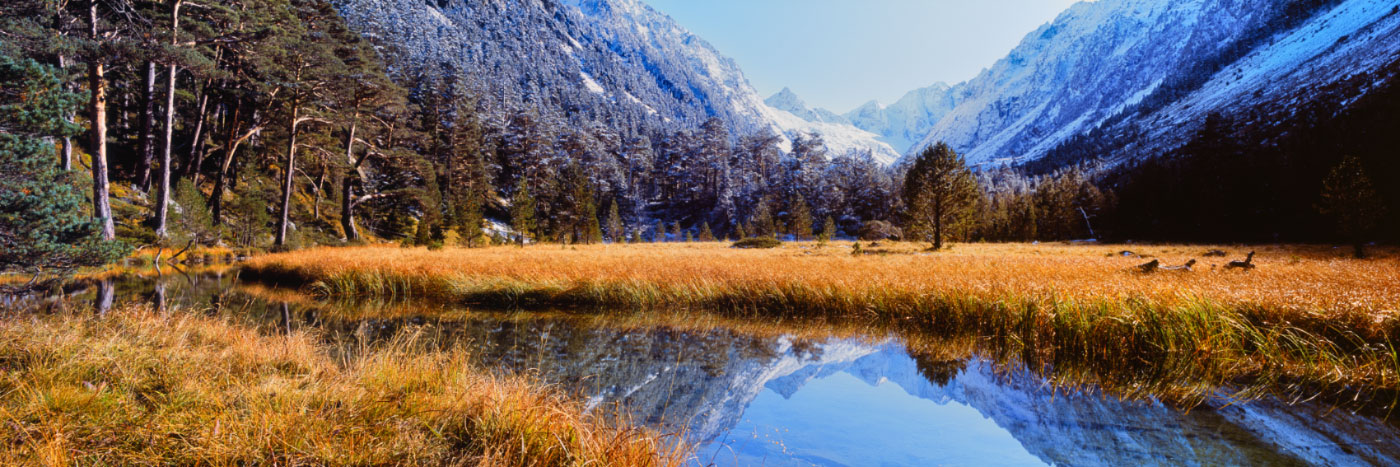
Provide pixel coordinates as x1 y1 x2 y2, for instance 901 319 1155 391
699 222 715 242
903 142 979 250
790 194 813 240
735 223 747 240
230 191 272 248
510 178 536 246
653 219 665 243
751 197 776 238
1317 156 1387 258
819 216 836 245
606 199 624 243
584 211 603 245
172 180 219 246
671 221 682 242
0 54 128 274
458 188 486 248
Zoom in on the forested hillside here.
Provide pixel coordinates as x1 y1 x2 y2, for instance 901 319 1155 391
1 0 906 266
1 0 1392 276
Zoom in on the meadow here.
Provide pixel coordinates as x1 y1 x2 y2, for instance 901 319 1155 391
0 307 688 466
243 241 1400 407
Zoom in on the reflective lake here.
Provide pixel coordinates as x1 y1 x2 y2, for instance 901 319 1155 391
10 272 1400 466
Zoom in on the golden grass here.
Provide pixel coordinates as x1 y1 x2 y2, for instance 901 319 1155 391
0 307 689 466
246 242 1400 327
243 242 1400 405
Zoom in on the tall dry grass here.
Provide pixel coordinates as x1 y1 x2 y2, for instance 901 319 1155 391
243 242 1400 403
0 307 688 466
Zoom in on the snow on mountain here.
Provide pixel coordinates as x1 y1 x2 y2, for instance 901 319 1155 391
907 0 1285 164
843 82 962 154
335 0 904 165
841 0 1399 167
761 88 903 165
765 87 850 125
1127 0 1400 158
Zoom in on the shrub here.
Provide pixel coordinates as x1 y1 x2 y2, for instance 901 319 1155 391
732 237 782 249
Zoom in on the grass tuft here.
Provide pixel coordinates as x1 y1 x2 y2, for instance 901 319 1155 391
0 308 688 466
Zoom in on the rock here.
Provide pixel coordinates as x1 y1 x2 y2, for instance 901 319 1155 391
859 221 903 241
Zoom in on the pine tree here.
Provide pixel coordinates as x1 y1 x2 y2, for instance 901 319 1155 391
751 198 776 238
903 142 979 250
735 223 747 240
273 0 355 247
790 194 813 240
459 188 486 248
819 216 836 245
653 219 665 243
1317 156 1387 258
0 53 128 274
584 211 603 245
511 178 536 246
606 199 624 243
84 0 115 241
671 222 682 242
699 222 715 242
172 180 218 246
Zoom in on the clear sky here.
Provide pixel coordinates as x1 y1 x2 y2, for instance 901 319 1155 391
643 0 1082 113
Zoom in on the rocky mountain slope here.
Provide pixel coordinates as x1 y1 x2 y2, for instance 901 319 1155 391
333 0 900 163
842 0 1400 166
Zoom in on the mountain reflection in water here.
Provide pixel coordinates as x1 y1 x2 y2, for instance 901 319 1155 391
12 273 1400 466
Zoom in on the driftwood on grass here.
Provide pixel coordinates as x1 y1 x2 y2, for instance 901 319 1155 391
1138 259 1197 273
1225 252 1257 270
1137 259 1160 273
1161 259 1198 271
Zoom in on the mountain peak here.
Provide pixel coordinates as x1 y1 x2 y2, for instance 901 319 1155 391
765 87 809 114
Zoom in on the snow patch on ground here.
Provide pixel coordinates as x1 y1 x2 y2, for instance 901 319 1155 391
579 71 606 95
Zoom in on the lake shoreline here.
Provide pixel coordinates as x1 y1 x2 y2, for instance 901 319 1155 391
241 242 1400 410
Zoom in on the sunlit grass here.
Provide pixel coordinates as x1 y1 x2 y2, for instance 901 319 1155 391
0 307 689 466
243 242 1400 404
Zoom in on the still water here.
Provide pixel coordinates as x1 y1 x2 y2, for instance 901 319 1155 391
11 272 1400 466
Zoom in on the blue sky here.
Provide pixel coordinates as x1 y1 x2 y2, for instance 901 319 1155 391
643 0 1081 112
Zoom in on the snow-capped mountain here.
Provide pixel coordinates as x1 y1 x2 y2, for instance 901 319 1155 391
843 82 962 155
764 87 849 125
761 88 903 165
846 0 1400 166
333 0 901 164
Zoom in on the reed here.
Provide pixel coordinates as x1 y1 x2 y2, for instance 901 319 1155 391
0 307 689 466
243 243 1400 404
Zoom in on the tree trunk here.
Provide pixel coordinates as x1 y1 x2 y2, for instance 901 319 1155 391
52 10 74 171
341 115 360 241
94 279 114 316
341 176 358 241
58 53 74 171
88 1 115 241
274 107 300 247
154 0 182 240
209 102 241 224
185 89 210 184
932 197 944 251
139 61 157 191
312 166 324 221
